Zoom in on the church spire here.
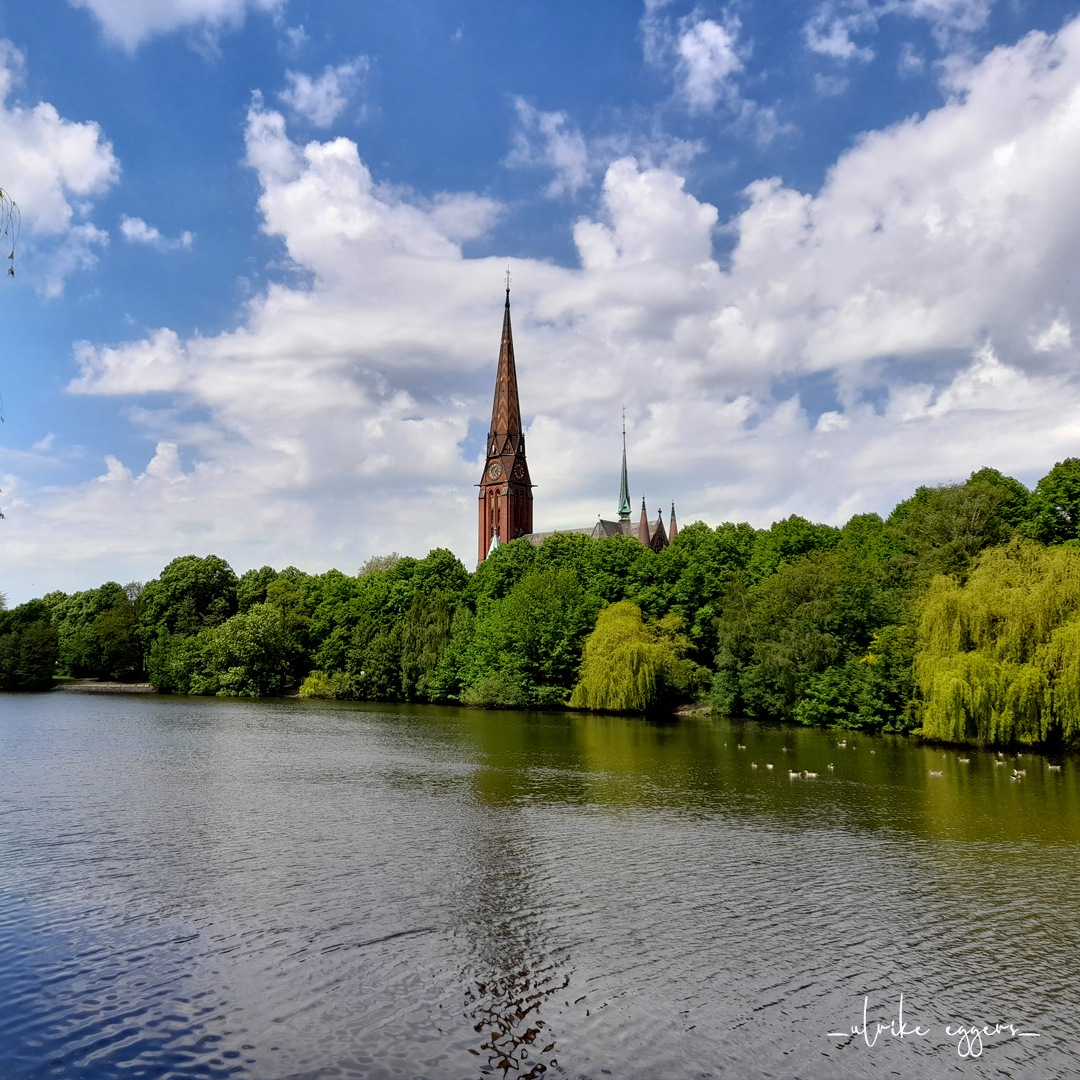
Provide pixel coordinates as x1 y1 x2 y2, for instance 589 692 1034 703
618 408 631 522
669 502 678 541
488 274 522 441
637 496 650 546
478 273 533 564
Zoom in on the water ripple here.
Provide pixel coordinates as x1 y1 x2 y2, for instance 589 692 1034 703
1 694 1076 1078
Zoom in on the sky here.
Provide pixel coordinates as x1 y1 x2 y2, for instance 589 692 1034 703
2 0 1080 602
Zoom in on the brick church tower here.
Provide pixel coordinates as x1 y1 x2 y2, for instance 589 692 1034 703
478 284 533 563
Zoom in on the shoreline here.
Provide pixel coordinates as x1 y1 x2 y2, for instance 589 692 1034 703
53 681 155 694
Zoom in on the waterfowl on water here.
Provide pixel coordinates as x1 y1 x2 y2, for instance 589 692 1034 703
929 770 943 776
1013 769 1026 776
837 741 847 747
870 750 876 754
1049 764 1062 771
751 762 758 769
789 769 801 778
994 760 1006 766
766 763 774 770
1010 774 1021 781
958 758 970 763
737 744 746 750
804 771 818 779
828 763 835 770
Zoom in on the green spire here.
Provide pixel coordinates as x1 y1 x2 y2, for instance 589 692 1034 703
618 408 631 522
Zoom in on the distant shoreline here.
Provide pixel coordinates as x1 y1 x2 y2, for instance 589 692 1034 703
53 681 154 694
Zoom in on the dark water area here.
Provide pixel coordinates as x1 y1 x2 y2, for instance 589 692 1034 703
1 695 1077 1079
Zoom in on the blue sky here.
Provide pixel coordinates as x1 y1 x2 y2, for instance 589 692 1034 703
2 0 1080 600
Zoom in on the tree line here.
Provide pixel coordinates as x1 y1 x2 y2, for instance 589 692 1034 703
5 458 1080 747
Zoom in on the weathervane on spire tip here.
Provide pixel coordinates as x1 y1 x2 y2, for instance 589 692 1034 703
505 265 511 297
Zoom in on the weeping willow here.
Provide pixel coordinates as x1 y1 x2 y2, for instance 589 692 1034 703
569 601 675 712
916 540 1080 743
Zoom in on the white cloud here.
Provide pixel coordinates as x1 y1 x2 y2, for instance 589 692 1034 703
7 16 1080 594
641 7 784 143
279 59 369 129
120 215 194 251
40 223 110 298
804 1 877 62
0 41 119 296
899 42 926 75
505 96 705 198
506 99 591 197
908 0 994 49
67 0 283 50
814 73 850 96
1031 318 1072 353
804 0 998 65
283 24 307 51
32 433 55 452
674 15 744 111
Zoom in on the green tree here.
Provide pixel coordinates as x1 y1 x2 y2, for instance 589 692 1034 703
795 624 916 731
140 555 239 640
198 603 294 696
460 566 602 707
91 582 145 679
1030 458 1080 543
49 582 127 677
887 482 1014 580
468 537 539 607
400 592 453 700
913 539 1080 744
570 601 702 712
0 619 59 690
967 467 1033 528
237 565 280 612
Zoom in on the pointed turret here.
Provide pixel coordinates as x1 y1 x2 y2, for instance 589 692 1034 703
637 497 650 546
618 409 631 522
669 502 678 541
478 277 533 564
653 508 668 549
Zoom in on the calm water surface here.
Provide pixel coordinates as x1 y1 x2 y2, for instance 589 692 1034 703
1 694 1077 1079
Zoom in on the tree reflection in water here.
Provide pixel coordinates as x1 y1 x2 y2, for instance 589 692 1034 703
464 955 568 1077
456 754 578 1077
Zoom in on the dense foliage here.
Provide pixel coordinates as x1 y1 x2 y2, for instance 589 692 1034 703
6 457 1080 746
914 541 1080 744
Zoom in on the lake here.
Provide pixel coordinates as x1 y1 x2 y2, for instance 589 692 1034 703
0 693 1076 1079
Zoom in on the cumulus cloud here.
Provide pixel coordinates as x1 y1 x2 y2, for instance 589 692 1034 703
641 6 783 143
67 0 283 50
0 42 119 295
279 58 369 128
120 215 194 251
506 99 591 197
674 15 744 110
6 16 1080 595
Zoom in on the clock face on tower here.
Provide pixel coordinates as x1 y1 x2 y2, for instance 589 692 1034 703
512 462 525 480
487 461 503 480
